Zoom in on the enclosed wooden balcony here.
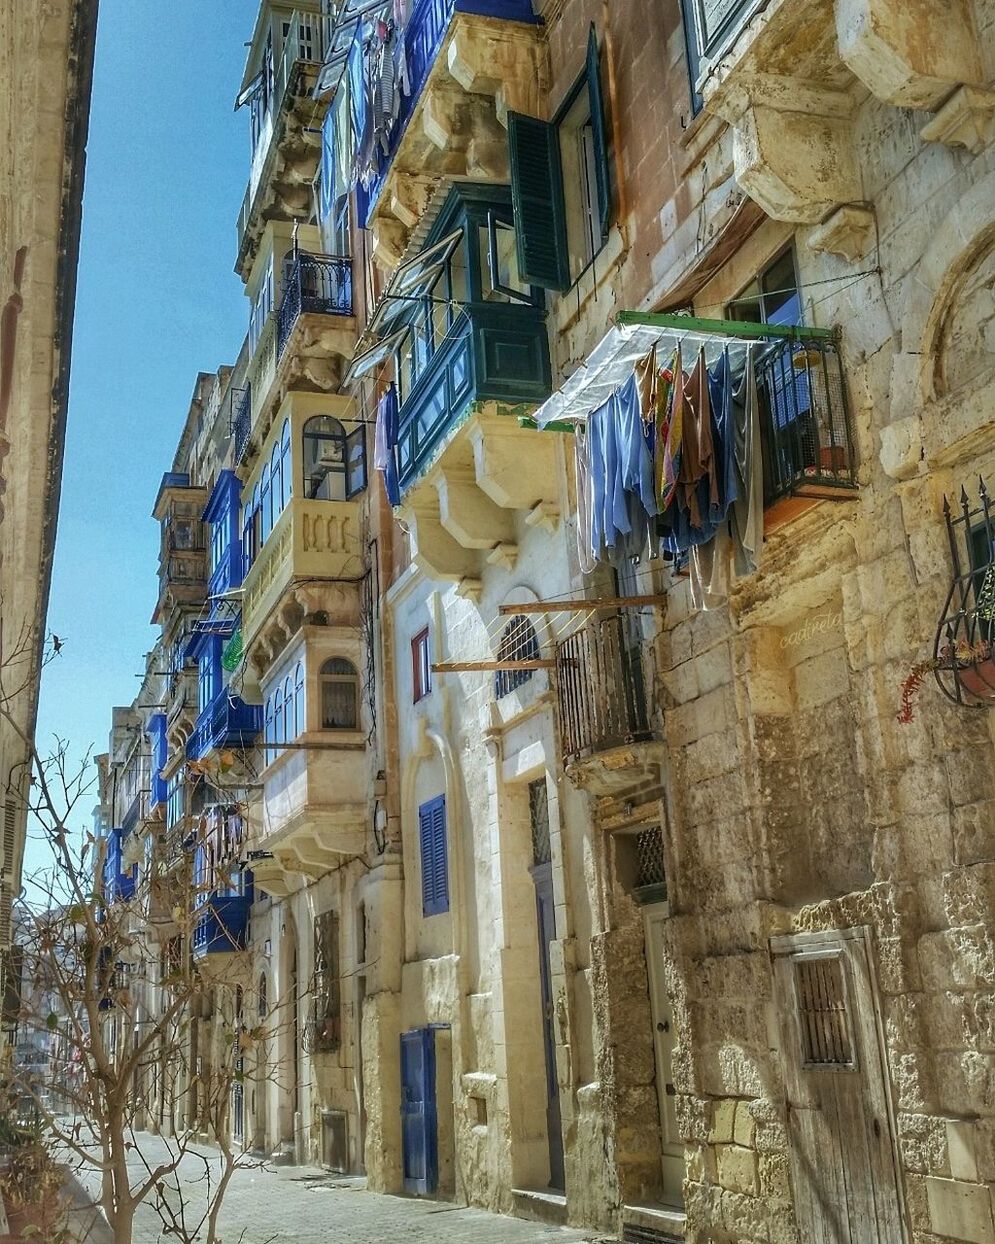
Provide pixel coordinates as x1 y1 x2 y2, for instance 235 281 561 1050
236 3 331 279
254 742 368 884
151 473 208 625
241 495 364 648
347 0 547 264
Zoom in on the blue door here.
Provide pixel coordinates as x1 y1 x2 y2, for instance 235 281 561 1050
400 1027 438 1195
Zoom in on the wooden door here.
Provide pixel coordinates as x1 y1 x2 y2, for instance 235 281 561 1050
643 903 684 1205
400 1027 438 1195
532 861 565 1191
771 929 907 1243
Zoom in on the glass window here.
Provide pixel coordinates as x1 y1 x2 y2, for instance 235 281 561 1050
495 615 541 698
294 662 305 736
270 442 282 526
479 219 531 304
727 247 802 328
302 415 347 501
280 419 292 509
558 90 600 279
320 657 359 730
264 695 275 766
412 629 431 703
274 683 284 747
260 461 271 542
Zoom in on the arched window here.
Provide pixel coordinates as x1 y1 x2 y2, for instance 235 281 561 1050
320 657 359 730
258 973 267 1018
495 615 541 699
302 415 347 501
294 661 305 736
283 674 294 739
260 461 271 542
270 441 282 526
274 682 284 748
235 985 243 1024
280 419 292 509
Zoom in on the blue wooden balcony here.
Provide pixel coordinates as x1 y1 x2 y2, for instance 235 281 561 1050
186 689 262 761
102 829 136 904
192 891 252 958
356 0 540 226
396 302 549 493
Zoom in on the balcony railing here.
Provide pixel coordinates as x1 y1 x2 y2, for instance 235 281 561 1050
276 253 353 357
231 385 251 464
755 335 856 509
356 0 538 224
555 616 655 765
186 690 262 762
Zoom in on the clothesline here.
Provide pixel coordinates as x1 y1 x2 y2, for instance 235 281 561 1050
532 311 833 428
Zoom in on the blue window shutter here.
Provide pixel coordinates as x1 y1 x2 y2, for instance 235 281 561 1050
508 112 570 292
586 25 612 240
419 796 449 916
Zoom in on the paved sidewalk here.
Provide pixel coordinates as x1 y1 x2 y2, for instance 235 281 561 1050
73 1131 606 1244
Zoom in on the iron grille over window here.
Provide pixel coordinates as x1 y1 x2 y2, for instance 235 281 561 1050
528 778 551 866
310 911 341 1053
635 826 666 892
495 615 541 699
795 956 854 1068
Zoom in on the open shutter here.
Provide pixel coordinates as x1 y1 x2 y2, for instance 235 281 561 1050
586 25 611 239
508 112 570 292
345 425 367 498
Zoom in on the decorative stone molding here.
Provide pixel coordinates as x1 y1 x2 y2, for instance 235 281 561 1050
435 463 516 549
921 86 995 155
807 204 876 261
835 0 983 111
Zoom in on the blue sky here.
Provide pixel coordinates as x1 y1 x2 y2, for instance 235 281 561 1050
28 1 252 870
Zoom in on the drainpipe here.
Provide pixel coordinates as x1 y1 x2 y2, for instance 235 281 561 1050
601 0 630 248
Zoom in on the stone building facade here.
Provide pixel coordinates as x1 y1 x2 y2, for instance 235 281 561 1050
96 1 995 1242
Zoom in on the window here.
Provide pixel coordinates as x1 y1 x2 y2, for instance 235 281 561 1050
528 778 551 866
508 26 611 290
303 415 366 501
264 695 275 766
727 246 802 328
412 628 431 703
264 662 306 761
320 658 359 730
280 419 292 509
418 795 449 916
312 911 341 1051
294 662 305 736
270 441 282 531
495 615 541 698
794 954 854 1068
258 973 268 1018
249 255 274 351
198 647 218 713
166 772 184 831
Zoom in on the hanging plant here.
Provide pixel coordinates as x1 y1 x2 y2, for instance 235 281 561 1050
897 639 993 723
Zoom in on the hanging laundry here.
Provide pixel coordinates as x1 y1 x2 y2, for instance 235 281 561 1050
677 348 718 531
706 346 738 527
375 383 400 507
730 346 763 576
574 431 599 576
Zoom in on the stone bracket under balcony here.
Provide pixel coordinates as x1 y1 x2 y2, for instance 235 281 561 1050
400 407 562 583
369 11 547 268
702 0 989 239
268 807 367 877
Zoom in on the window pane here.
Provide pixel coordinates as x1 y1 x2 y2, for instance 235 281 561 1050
479 222 530 304
322 678 358 729
761 249 802 327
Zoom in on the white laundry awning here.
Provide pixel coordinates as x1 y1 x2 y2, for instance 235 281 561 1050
532 312 833 427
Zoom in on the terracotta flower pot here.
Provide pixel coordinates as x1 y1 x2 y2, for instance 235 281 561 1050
959 656 995 702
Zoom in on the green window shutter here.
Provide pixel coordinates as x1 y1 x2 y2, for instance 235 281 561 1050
508 111 570 292
586 25 612 239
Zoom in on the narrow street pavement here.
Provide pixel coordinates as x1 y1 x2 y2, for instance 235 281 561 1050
77 1132 607 1244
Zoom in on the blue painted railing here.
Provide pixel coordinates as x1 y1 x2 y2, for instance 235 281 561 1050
186 689 262 761
192 890 253 956
357 0 539 226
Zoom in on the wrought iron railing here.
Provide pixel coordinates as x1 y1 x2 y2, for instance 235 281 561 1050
555 616 654 764
230 385 251 463
276 253 353 357
933 479 995 707
755 335 856 508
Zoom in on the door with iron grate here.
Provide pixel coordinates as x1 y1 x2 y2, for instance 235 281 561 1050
771 930 907 1242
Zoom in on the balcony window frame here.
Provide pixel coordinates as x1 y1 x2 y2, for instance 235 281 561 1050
319 657 360 731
